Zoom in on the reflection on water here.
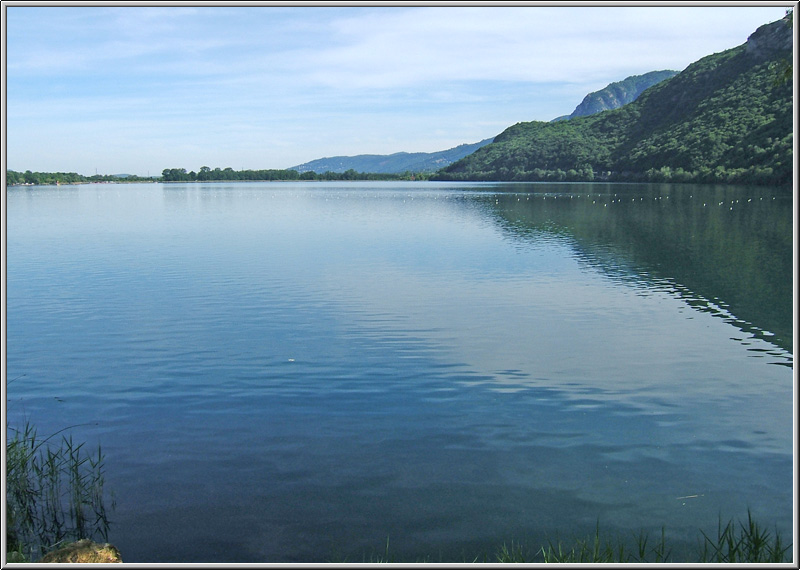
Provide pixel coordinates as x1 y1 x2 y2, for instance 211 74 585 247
481 182 793 354
5 181 793 563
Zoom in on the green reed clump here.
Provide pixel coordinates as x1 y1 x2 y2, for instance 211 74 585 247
497 516 789 564
530 523 671 563
699 510 791 563
348 515 790 563
496 540 532 563
6 421 113 562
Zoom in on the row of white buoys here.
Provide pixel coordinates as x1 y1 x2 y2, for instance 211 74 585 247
492 192 778 209
486 192 778 209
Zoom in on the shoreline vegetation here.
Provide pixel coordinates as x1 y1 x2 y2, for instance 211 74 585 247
6 166 795 188
6 420 113 563
345 514 793 563
5 168 432 187
5 422 792 564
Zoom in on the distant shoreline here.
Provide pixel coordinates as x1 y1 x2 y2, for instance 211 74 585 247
6 178 422 187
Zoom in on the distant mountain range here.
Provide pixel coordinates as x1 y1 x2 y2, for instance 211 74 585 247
288 70 678 176
551 70 678 121
436 14 793 186
288 138 494 175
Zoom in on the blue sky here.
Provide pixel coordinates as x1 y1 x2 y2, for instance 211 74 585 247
4 4 792 176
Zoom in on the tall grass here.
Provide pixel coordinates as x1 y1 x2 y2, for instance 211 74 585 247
6 421 114 562
698 510 792 563
340 515 791 563
530 524 671 563
496 515 791 563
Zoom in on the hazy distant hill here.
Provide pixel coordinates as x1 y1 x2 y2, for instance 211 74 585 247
436 15 793 186
288 71 675 175
288 138 494 174
552 70 679 121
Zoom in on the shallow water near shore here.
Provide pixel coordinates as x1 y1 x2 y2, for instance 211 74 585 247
6 180 793 562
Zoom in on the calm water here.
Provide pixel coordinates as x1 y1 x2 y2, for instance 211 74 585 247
6 181 794 562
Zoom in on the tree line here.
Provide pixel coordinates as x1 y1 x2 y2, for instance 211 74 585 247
6 167 430 186
161 167 429 182
6 170 157 186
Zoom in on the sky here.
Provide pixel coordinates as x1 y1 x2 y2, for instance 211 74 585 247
3 3 793 177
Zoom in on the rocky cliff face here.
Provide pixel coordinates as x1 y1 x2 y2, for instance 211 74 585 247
565 70 679 119
746 15 793 59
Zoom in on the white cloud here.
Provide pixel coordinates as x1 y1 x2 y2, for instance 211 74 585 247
280 6 789 88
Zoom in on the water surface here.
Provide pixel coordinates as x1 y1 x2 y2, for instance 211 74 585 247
6 181 793 562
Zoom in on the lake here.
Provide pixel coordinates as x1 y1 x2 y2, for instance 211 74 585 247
5 180 794 562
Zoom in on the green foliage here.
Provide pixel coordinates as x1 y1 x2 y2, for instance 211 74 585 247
699 510 791 563
436 15 792 186
534 524 671 563
6 421 113 562
161 166 429 182
345 516 790 563
6 170 157 185
7 167 429 185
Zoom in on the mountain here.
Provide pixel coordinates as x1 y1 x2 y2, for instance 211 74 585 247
288 138 494 174
551 70 679 121
435 14 793 186
291 71 674 174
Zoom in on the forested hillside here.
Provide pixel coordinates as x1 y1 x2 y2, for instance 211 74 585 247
436 14 793 186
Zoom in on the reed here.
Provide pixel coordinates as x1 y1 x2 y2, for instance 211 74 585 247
344 516 790 563
501 516 789 563
530 523 671 563
6 421 113 562
699 510 791 563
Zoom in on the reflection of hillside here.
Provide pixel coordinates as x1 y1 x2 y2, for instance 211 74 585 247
482 183 793 354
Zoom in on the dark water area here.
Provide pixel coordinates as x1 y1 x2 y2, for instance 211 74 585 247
485 182 793 353
5 181 794 562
